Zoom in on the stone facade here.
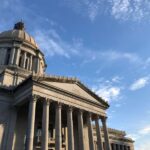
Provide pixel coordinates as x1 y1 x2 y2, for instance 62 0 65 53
0 22 134 150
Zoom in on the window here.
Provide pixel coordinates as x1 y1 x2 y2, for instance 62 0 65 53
5 48 11 65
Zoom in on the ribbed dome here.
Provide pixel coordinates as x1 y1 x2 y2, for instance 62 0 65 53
0 22 38 48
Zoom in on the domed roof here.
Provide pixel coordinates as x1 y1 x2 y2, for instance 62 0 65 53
0 22 38 48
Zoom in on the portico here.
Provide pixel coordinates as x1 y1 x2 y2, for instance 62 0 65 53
13 75 110 150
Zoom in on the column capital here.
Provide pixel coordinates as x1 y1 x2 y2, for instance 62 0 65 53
78 109 84 115
31 94 39 102
56 102 62 109
87 112 92 117
43 98 51 105
101 116 108 123
27 95 38 102
95 114 100 120
67 106 73 112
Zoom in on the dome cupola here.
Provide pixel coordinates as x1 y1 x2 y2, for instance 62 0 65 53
0 22 46 75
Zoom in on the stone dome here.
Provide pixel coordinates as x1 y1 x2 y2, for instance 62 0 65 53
0 22 46 77
0 22 38 48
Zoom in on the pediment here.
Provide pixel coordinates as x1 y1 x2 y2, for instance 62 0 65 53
40 80 108 108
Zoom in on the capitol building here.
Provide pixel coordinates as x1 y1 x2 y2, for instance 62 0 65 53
0 22 134 150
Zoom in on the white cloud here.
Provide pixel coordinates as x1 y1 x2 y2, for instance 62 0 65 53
95 86 121 102
130 76 150 91
33 29 79 58
139 126 150 135
129 126 150 150
128 125 150 140
63 0 150 21
112 76 122 83
92 78 122 102
127 133 140 141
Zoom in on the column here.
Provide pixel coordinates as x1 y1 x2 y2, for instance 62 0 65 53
122 145 125 150
6 108 17 150
14 48 21 65
77 110 85 150
9 47 16 65
25 95 37 150
35 57 40 73
87 113 94 150
23 52 27 68
67 106 74 150
116 144 119 150
101 117 111 150
29 55 33 71
42 99 50 150
55 103 62 150
112 143 116 150
95 116 103 150
119 145 121 150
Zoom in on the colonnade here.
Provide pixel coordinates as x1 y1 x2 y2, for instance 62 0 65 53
12 48 35 71
25 95 111 150
4 47 40 73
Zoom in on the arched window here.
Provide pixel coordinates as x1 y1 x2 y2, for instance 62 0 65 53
5 48 11 65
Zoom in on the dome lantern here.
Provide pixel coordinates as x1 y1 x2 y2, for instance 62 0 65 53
14 21 25 30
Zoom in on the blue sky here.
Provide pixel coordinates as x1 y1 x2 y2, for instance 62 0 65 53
1 0 150 149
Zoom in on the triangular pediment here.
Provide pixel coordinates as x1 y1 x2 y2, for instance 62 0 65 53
43 81 99 102
37 77 109 108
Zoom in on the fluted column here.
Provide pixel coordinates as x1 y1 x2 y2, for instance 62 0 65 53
67 106 74 150
25 95 37 150
55 103 62 150
95 116 103 150
101 117 111 150
87 113 94 150
9 47 16 65
78 110 85 150
42 99 50 150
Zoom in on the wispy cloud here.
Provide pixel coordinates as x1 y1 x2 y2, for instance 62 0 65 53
99 51 141 63
63 0 104 21
110 0 150 21
34 29 80 58
130 76 150 91
63 0 150 22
